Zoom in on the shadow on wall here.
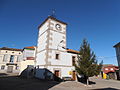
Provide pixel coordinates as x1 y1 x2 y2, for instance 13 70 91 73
20 65 63 82
20 65 35 78
91 87 119 90
35 67 63 82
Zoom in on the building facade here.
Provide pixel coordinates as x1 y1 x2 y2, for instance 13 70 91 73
114 42 120 68
20 46 36 74
0 46 36 74
102 64 118 79
35 16 78 80
0 47 22 73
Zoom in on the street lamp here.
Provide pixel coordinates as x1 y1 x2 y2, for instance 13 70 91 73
57 40 64 50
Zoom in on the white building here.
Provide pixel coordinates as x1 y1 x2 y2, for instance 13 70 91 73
35 16 79 80
0 47 22 73
20 46 36 73
0 46 36 75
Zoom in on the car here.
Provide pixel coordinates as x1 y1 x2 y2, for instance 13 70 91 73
62 77 72 81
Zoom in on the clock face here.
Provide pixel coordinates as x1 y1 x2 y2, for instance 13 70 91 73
55 24 61 30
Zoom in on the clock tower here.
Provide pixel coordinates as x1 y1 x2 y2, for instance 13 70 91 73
36 16 67 67
36 16 76 80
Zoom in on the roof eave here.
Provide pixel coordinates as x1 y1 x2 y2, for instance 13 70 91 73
38 16 67 29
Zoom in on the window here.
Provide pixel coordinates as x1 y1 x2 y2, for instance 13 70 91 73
1 65 5 70
16 56 21 62
55 54 59 59
3 55 8 62
16 66 19 70
6 51 7 53
10 55 14 63
110 68 114 70
72 56 76 66
105 68 108 70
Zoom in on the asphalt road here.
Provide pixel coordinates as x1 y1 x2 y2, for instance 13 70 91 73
0 74 120 90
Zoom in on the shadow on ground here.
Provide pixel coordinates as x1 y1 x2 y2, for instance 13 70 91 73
0 73 8 76
91 87 119 90
0 74 60 90
77 76 96 85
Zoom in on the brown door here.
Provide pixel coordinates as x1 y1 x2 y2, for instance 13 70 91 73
72 71 76 80
7 66 13 73
54 70 59 77
54 70 60 81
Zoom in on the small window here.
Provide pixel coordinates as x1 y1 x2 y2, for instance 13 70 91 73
110 68 114 70
72 56 76 66
12 52 14 53
1 65 5 70
105 68 108 70
10 55 14 62
3 55 8 62
16 66 19 70
6 51 7 53
55 54 59 59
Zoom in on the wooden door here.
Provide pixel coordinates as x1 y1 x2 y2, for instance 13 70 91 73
54 70 60 81
54 70 59 77
7 66 13 73
72 71 76 80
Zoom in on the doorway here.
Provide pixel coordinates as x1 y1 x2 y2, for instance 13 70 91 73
7 66 13 73
72 71 76 80
54 70 59 77
54 70 60 81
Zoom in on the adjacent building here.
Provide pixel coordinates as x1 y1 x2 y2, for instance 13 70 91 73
114 42 120 68
102 64 118 79
0 47 22 73
0 46 36 74
114 42 120 79
35 16 79 80
20 46 36 74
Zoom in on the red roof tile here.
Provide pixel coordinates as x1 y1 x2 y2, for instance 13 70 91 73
66 49 79 54
0 47 22 51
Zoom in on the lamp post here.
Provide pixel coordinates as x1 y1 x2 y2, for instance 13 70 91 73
57 40 64 50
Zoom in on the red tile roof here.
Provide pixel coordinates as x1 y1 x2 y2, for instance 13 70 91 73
24 46 36 50
66 49 79 54
0 47 22 51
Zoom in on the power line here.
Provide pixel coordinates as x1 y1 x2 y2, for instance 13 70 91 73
97 56 117 59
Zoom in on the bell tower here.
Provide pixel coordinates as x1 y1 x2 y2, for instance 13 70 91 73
36 16 67 67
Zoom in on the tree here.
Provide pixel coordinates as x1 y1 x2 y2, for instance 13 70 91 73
75 39 103 85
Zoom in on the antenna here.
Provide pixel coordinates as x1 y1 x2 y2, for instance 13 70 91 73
51 9 56 18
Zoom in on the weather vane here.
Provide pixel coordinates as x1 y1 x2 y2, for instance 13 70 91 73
51 9 56 18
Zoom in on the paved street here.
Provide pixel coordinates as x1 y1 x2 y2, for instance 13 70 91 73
50 77 120 90
0 74 120 90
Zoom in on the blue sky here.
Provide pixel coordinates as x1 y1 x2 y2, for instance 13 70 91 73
0 0 120 65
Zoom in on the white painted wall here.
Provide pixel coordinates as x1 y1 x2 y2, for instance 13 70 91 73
36 50 46 65
48 51 77 66
37 31 47 52
49 30 66 51
38 21 49 35
23 49 35 60
47 65 75 78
